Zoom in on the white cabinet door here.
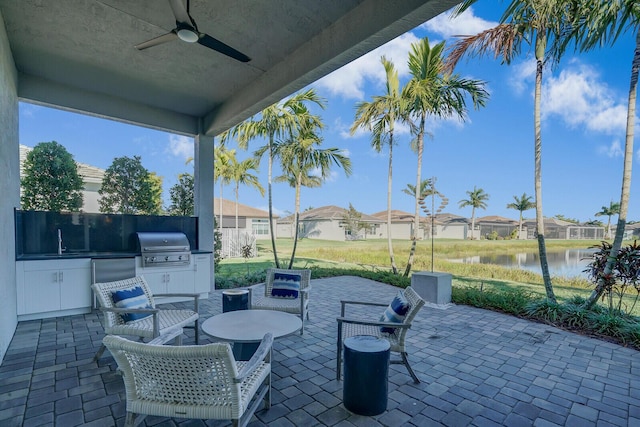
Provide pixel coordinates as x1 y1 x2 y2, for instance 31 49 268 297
60 266 92 310
135 257 195 295
165 270 195 294
194 254 212 293
17 259 91 315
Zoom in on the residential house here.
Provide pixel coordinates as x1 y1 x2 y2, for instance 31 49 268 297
370 210 419 240
214 198 273 258
277 205 384 241
19 144 105 213
429 213 469 240
475 215 519 240
370 210 468 240
523 218 605 240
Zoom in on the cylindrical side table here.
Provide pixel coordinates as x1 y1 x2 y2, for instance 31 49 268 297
343 335 390 416
222 289 249 312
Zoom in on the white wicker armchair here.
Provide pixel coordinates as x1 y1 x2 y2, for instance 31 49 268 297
92 276 199 361
336 286 425 383
248 268 311 334
103 333 273 427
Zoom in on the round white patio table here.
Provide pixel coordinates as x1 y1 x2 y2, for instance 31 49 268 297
201 309 302 359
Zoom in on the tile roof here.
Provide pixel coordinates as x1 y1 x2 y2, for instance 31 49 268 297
214 198 271 218
19 144 105 182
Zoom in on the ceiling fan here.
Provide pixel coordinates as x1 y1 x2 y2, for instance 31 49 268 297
135 0 251 63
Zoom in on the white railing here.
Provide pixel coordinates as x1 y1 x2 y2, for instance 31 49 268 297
219 229 257 259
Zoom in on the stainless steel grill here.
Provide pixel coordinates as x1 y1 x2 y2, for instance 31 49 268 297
136 232 191 268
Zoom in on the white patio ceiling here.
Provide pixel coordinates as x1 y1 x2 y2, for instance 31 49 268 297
0 0 459 136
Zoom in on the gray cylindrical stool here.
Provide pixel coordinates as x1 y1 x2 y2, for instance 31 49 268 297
222 289 249 312
343 335 390 416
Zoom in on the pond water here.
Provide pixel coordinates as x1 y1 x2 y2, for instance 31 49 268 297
448 248 597 279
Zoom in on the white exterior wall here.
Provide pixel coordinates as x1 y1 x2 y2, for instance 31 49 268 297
82 179 102 213
0 10 19 363
301 219 345 241
436 224 467 239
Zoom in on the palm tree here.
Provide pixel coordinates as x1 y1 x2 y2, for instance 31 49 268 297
402 37 489 276
273 124 352 268
571 0 639 307
595 201 621 240
228 89 326 268
458 186 490 239
507 193 535 239
446 0 583 303
213 145 235 228
402 178 434 198
351 57 408 275
228 157 264 232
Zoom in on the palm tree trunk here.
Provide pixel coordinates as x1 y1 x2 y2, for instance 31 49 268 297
387 133 398 274
267 137 280 268
288 175 302 269
518 212 523 240
404 114 426 277
584 30 639 308
471 207 476 240
218 183 223 231
234 184 239 232
534 50 555 303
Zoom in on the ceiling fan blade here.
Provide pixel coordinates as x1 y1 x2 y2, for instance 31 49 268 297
197 34 251 62
135 31 178 50
168 0 192 25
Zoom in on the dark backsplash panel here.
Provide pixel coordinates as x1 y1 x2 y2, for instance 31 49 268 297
15 210 198 257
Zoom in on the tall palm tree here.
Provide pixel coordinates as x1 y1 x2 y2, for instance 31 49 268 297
351 57 408 275
595 201 621 240
571 0 639 307
213 145 235 228
228 157 264 232
403 37 489 276
273 124 352 268
228 89 326 268
446 0 583 303
458 186 490 239
507 193 535 239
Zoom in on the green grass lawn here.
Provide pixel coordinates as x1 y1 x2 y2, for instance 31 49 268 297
217 237 640 317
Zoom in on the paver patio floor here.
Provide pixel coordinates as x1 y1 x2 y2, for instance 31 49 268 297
1 276 638 426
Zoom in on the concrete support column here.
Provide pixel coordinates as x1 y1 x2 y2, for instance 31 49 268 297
0 9 19 363
194 133 214 290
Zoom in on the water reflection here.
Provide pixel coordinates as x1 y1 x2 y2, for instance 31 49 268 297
449 248 597 278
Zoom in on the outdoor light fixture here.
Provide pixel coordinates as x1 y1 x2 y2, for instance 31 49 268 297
177 24 199 43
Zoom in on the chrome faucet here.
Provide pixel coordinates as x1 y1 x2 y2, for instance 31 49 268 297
57 229 65 255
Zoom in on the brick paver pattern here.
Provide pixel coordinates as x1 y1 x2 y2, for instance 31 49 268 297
1 276 638 426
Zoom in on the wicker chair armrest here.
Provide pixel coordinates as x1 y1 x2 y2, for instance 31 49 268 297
153 292 199 299
236 333 273 382
99 307 160 315
340 300 387 316
100 307 161 336
154 293 200 312
337 316 411 330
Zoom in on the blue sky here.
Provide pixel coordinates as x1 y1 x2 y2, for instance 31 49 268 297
19 4 638 223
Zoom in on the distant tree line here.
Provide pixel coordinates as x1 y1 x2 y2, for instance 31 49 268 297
20 141 194 217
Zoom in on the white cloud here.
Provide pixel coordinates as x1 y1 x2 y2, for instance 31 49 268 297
599 140 623 158
167 134 193 160
508 59 536 95
314 33 420 100
542 62 627 135
422 7 497 38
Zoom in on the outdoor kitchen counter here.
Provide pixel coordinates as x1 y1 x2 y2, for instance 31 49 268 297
17 249 212 261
